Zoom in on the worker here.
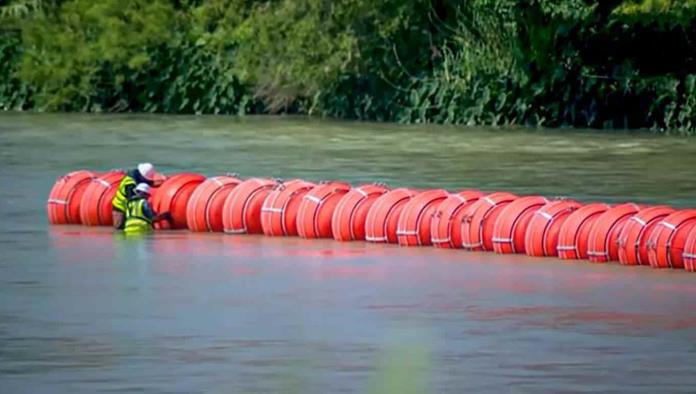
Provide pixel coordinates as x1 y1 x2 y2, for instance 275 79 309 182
123 183 170 234
112 163 158 230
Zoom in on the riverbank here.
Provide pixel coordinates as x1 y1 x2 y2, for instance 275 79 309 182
1 0 695 134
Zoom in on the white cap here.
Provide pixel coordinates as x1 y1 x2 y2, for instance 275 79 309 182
138 163 155 181
135 183 151 195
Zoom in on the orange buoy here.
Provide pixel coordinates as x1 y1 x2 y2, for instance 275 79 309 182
222 178 277 234
586 203 641 263
646 209 696 269
260 179 316 236
296 181 352 239
683 227 696 272
151 173 206 230
396 189 449 246
617 206 674 266
186 175 242 232
430 190 483 248
79 170 126 226
492 195 549 254
460 192 518 251
331 184 389 241
47 170 95 225
525 199 581 257
556 203 611 260
365 188 417 243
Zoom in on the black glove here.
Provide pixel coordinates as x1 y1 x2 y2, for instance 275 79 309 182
161 212 172 221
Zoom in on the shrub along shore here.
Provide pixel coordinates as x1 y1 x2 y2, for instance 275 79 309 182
1 0 695 134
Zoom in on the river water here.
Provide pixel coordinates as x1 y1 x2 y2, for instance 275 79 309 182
0 113 695 393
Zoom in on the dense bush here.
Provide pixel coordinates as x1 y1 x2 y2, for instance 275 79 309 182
1 0 695 133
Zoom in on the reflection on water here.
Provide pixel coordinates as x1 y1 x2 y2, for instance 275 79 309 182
1 114 695 393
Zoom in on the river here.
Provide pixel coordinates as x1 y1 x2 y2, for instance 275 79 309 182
0 113 695 393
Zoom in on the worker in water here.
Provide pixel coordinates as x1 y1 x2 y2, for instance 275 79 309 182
123 183 170 234
112 163 158 230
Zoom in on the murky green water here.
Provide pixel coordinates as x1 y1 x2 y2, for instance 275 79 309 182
1 113 695 393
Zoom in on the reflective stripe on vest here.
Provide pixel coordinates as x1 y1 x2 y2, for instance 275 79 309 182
124 198 152 234
112 175 136 212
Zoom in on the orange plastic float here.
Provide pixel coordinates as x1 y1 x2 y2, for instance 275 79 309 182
151 173 206 229
683 227 696 272
586 203 641 263
296 182 352 239
185 175 242 232
396 189 449 246
430 191 483 249
46 170 95 225
365 188 417 243
556 203 610 260
78 170 126 226
331 184 389 241
646 209 696 269
460 192 518 251
525 200 581 257
617 206 674 265
492 196 549 254
222 178 277 234
260 179 316 236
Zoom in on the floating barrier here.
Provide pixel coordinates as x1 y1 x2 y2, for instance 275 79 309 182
430 191 483 248
396 189 449 246
525 200 581 257
461 192 518 251
221 178 276 235
587 203 641 263
556 203 610 260
79 170 125 226
647 209 696 269
261 179 316 236
296 182 351 239
186 175 242 232
492 196 549 254
683 227 696 272
331 184 389 242
151 173 206 229
365 188 417 243
617 206 674 266
47 170 95 225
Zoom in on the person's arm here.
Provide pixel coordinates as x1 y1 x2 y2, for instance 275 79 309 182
142 200 170 222
124 184 136 200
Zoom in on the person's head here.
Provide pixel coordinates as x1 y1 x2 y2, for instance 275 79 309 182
137 163 156 182
134 183 151 198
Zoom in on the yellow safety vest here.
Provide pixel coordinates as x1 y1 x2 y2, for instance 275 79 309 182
112 174 136 212
124 198 153 234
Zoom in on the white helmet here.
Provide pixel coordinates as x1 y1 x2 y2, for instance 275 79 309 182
134 183 151 196
138 162 156 181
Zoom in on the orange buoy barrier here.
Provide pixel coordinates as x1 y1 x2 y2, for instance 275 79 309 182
331 184 389 241
296 181 352 239
460 192 518 251
186 175 242 232
365 188 417 243
222 178 277 234
79 170 126 226
617 206 674 266
525 199 581 257
396 189 449 246
492 195 549 254
556 203 611 260
260 179 316 236
430 190 483 248
683 227 696 272
151 173 206 230
47 170 95 225
586 203 641 263
646 209 696 269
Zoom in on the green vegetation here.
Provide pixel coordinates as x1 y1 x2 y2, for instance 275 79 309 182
1 0 695 133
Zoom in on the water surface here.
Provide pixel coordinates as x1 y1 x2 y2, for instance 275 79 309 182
0 114 695 393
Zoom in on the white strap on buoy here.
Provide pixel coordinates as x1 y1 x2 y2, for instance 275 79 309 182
303 195 322 204
47 198 67 205
356 188 368 197
661 221 676 230
631 216 647 227
211 177 224 186
96 179 111 187
587 250 608 257
462 241 482 248
366 235 387 242
261 207 283 213
396 230 418 236
492 237 512 243
431 237 450 243
684 253 696 258
557 245 578 251
224 228 248 234
537 211 553 220
483 197 495 205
